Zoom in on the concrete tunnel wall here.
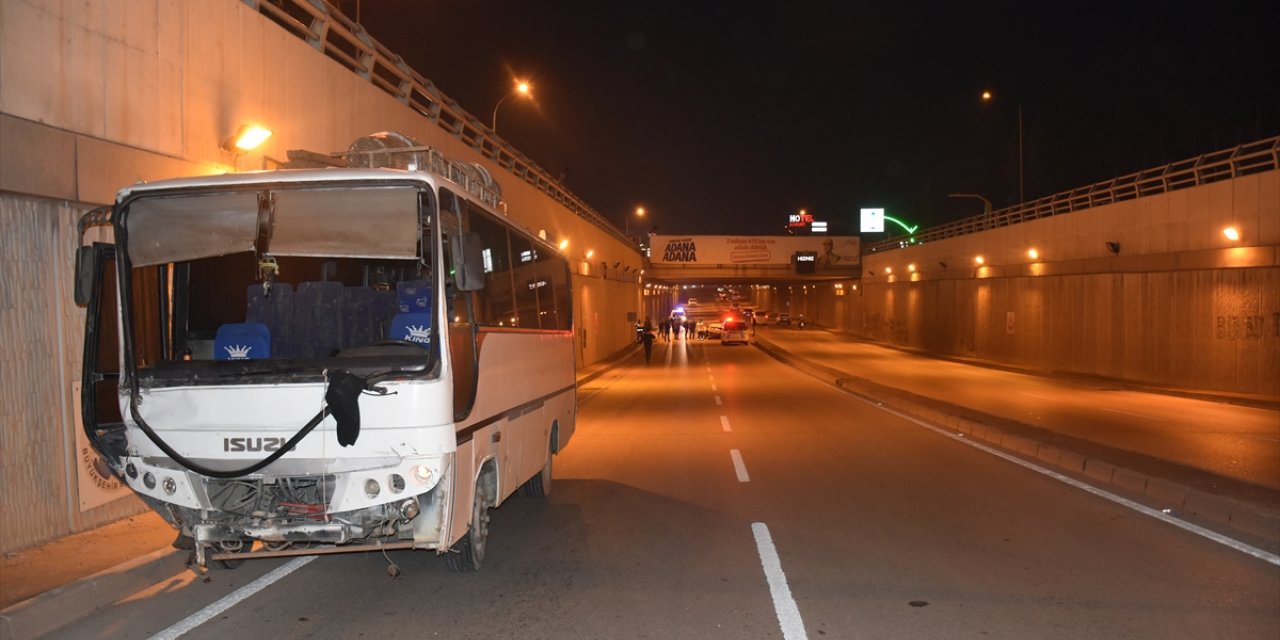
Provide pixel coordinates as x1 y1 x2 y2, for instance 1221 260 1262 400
0 0 641 552
781 171 1280 398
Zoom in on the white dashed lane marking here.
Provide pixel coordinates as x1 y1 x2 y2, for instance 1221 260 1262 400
730 449 750 482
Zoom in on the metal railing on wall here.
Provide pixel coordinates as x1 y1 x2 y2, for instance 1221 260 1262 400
864 135 1280 254
242 0 633 246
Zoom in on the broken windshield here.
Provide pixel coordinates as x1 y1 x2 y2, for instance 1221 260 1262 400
120 183 439 383
126 186 421 266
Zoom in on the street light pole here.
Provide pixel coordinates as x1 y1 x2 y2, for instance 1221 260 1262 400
982 90 1024 204
626 207 645 243
491 81 531 133
1017 101 1024 203
949 192 993 229
948 192 992 215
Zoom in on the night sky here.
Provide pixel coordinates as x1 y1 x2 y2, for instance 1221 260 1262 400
351 1 1280 236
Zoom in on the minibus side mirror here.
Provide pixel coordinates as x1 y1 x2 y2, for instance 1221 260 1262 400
74 245 100 307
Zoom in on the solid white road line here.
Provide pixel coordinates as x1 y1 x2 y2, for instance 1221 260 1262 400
752 522 809 640
720 415 733 432
1019 391 1058 402
148 556 316 640
730 449 750 482
863 400 1280 567
1099 406 1155 419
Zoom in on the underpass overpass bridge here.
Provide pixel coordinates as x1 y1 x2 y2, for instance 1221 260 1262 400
644 234 862 285
641 235 862 318
646 262 859 285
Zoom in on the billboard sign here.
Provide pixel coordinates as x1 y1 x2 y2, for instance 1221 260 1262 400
651 235 859 269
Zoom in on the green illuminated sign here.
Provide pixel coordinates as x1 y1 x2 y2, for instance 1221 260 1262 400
882 215 918 235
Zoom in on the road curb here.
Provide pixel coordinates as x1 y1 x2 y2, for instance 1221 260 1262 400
576 344 641 387
0 547 189 640
752 337 1280 548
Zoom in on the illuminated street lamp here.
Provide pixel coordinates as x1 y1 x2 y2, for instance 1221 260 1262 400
491 80 532 133
626 206 646 243
222 124 272 154
981 89 1024 204
948 192 992 216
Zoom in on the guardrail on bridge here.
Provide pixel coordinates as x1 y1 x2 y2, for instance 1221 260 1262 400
865 136 1280 254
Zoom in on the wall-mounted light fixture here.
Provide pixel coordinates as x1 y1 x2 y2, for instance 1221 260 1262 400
884 267 893 275
222 124 273 154
584 249 595 259
558 239 570 251
1222 226 1241 242
907 263 916 273
975 255 985 265
1027 248 1040 261
1105 241 1120 255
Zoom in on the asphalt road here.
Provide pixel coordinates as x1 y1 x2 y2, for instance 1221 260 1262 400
749 324 1280 492
53 335 1280 639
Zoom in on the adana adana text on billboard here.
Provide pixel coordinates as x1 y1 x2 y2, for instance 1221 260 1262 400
650 235 860 269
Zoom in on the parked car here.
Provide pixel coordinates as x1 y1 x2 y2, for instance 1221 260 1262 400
775 312 791 325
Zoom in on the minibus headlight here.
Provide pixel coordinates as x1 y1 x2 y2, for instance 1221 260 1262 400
399 498 420 522
388 474 406 494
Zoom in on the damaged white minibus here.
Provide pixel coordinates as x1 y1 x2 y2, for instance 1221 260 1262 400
75 133 575 571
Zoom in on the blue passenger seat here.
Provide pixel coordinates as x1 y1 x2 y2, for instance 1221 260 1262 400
295 281 345 357
396 280 432 313
214 323 271 360
389 312 432 345
389 279 432 345
246 283 294 357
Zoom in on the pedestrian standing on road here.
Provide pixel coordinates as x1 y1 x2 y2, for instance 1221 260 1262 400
750 315 757 336
640 319 656 363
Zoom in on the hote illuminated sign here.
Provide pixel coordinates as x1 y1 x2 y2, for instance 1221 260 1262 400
787 212 814 228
